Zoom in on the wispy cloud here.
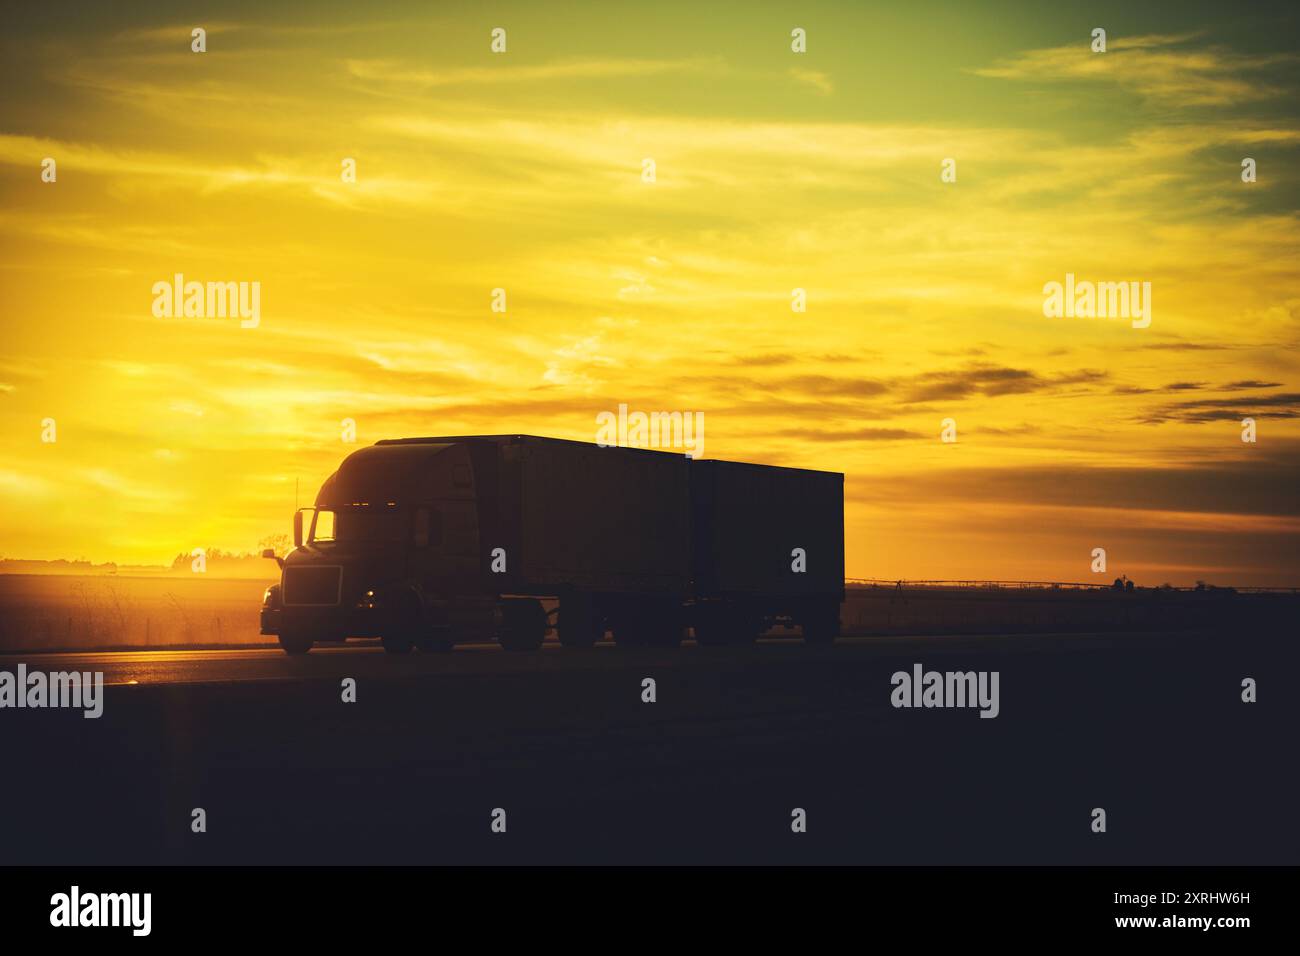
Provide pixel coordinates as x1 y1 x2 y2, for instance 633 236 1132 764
789 67 833 95
1138 392 1300 424
345 56 726 89
973 32 1297 106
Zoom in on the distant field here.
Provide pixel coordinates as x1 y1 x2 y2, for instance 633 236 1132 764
0 574 276 652
840 583 1299 636
1 573 1295 653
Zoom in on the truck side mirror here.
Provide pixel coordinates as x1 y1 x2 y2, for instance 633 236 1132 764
261 548 285 569
293 511 303 548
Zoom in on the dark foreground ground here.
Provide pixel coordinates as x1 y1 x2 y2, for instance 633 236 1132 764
1 631 1295 865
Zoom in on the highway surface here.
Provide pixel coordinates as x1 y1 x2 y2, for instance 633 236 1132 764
1 631 1295 865
0 631 1166 685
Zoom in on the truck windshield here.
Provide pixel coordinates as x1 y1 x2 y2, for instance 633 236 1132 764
310 506 409 544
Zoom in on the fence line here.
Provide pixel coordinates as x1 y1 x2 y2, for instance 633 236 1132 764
844 578 1300 594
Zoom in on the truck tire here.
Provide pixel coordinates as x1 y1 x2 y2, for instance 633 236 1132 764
693 606 759 646
499 598 546 652
382 590 422 654
613 620 649 647
382 631 414 654
731 609 763 646
278 629 314 655
646 622 684 648
801 603 840 646
692 605 731 647
557 594 603 648
616 603 682 648
693 623 728 647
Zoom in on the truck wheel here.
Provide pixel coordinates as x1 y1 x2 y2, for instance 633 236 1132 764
693 626 728 647
499 598 546 652
694 607 757 646
647 628 683 648
802 605 841 646
382 591 424 654
692 609 730 647
616 604 682 648
614 621 649 647
278 629 314 655
557 595 603 648
382 631 414 654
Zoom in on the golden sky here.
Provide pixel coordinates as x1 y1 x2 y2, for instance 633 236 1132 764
1 1 1298 584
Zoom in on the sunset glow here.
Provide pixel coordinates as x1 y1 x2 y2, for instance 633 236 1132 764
2 1 1298 584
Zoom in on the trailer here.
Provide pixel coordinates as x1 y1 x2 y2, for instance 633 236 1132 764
259 435 843 653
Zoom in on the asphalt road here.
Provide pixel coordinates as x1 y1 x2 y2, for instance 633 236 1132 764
0 631 1164 685
1 631 1295 865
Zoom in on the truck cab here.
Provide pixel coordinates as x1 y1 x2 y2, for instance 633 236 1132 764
260 441 489 653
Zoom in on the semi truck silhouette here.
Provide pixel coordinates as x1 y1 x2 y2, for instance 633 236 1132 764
260 435 843 654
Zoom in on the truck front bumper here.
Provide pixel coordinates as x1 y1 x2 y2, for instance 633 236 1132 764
259 606 282 636
260 605 385 638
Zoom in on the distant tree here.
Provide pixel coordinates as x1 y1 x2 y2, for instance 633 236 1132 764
258 533 291 557
171 547 246 570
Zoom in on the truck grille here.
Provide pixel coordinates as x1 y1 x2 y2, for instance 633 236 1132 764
283 566 342 606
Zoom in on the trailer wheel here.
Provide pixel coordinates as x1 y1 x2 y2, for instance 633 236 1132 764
694 607 759 646
382 631 415 654
692 607 730 647
801 604 841 646
499 598 546 652
616 603 682 648
557 595 603 648
693 624 729 647
614 621 649 647
646 624 683 648
278 629 314 655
